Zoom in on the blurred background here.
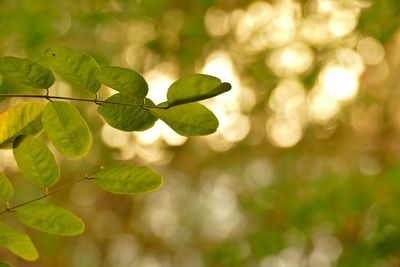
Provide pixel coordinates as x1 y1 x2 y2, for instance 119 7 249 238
1 0 400 266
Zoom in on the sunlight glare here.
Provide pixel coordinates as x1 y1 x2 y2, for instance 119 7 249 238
357 37 385 65
205 8 231 37
267 42 314 76
309 90 340 123
328 10 358 37
144 63 177 104
233 10 255 43
318 0 334 13
320 66 359 102
247 1 274 29
101 124 131 148
266 117 303 148
134 123 163 145
221 113 250 142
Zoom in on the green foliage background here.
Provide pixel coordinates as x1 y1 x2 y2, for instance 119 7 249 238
1 0 400 266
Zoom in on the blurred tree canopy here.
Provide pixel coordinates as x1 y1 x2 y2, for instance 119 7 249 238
1 0 400 266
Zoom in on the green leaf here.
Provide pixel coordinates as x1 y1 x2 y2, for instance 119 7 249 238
0 172 13 202
149 103 219 136
0 102 45 149
167 74 231 106
92 165 163 194
44 46 100 93
0 73 2 87
97 93 157 131
0 56 55 89
15 203 85 236
42 101 92 158
0 262 14 267
13 135 60 188
96 66 148 98
0 221 38 261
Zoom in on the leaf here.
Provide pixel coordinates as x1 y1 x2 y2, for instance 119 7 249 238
42 101 92 158
0 73 2 87
97 93 157 131
13 135 60 188
92 165 163 194
44 46 100 93
167 74 231 106
0 102 45 149
0 56 55 89
96 66 148 98
0 221 38 261
0 262 14 267
0 172 13 202
15 203 85 236
149 103 219 136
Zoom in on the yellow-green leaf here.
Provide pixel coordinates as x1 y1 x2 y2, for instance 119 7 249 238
0 221 38 261
96 66 148 98
44 46 100 93
92 165 163 194
13 135 60 188
15 203 85 236
0 102 45 149
149 102 218 136
167 74 231 106
0 56 55 89
97 93 157 131
0 172 13 202
42 101 92 158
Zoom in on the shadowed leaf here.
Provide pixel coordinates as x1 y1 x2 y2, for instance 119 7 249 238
167 74 231 106
97 93 157 131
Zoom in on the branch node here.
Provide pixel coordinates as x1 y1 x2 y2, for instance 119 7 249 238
45 89 53 102
94 93 101 105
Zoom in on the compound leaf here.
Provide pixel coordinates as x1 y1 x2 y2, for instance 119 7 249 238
92 165 163 194
42 101 92 158
0 102 45 149
167 74 231 106
0 172 13 202
0 56 55 89
0 221 38 261
97 93 157 131
44 46 100 93
96 66 148 98
13 135 60 188
15 203 84 236
149 103 218 136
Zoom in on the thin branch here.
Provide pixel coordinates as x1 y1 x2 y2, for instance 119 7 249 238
0 94 168 109
0 175 93 215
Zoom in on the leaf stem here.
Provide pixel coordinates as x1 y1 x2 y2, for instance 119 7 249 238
0 175 93 215
0 93 168 109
